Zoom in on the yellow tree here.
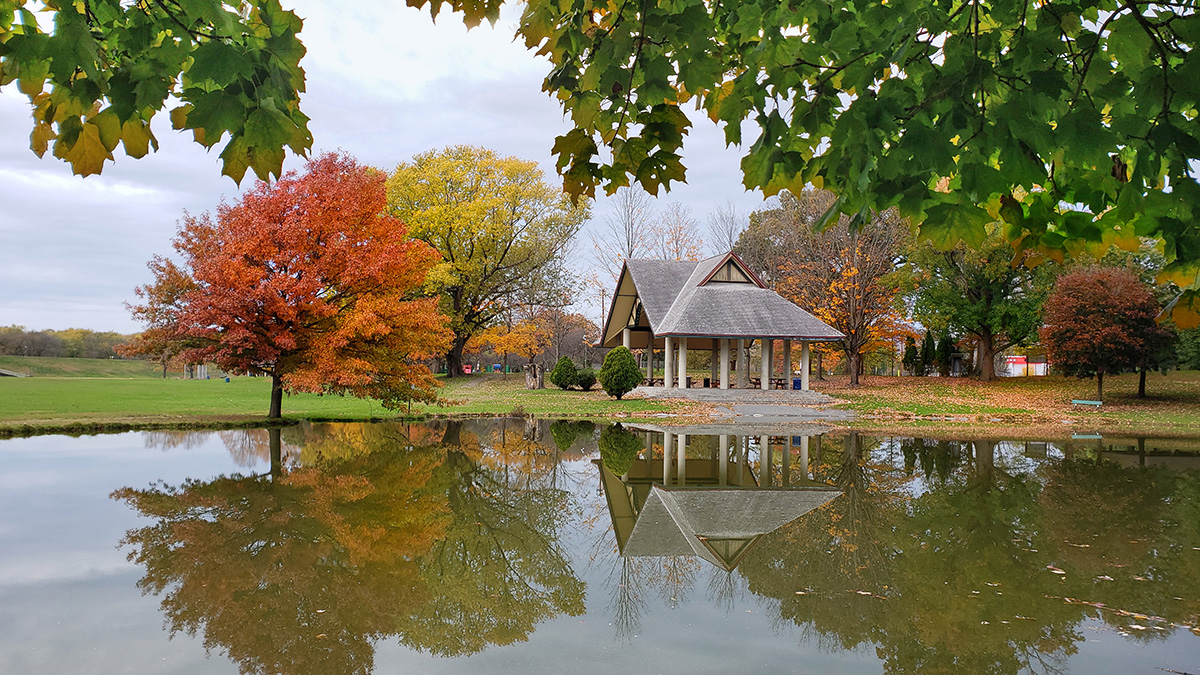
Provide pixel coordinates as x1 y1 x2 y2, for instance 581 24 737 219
387 146 589 377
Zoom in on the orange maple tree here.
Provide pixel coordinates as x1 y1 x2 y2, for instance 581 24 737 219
129 152 451 418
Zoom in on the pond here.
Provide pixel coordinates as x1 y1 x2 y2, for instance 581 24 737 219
1 419 1198 674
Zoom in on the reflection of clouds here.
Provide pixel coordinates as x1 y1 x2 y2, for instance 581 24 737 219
141 431 210 451
0 551 131 586
218 430 300 469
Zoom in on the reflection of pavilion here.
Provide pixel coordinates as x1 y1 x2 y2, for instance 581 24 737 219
598 430 840 571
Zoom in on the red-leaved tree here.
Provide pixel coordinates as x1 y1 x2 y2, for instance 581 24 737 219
1040 267 1172 400
130 152 451 418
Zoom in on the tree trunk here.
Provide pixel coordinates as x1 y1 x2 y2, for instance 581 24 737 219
1096 369 1104 400
1138 367 1147 398
445 334 469 378
847 349 862 385
268 370 284 419
160 353 168 379
978 331 997 382
816 351 824 381
524 364 538 389
268 427 282 479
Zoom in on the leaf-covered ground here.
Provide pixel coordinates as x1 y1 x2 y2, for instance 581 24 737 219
819 370 1200 434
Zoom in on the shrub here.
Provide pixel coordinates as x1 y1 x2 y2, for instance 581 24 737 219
599 423 642 475
575 367 597 391
598 346 642 399
548 356 578 389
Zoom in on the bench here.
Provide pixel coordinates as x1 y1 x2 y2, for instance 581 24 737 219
1071 399 1102 408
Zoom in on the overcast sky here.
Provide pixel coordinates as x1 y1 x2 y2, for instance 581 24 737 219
0 0 765 333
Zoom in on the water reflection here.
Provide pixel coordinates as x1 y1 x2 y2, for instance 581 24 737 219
114 420 585 674
107 422 1200 674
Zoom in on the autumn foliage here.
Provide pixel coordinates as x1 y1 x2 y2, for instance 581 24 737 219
129 152 450 418
1040 267 1172 399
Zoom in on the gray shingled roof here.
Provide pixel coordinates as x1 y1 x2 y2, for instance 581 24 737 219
623 259 696 334
617 254 843 341
622 486 840 570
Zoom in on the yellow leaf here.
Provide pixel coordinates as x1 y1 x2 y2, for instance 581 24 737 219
29 121 56 158
121 118 154 158
62 122 113 176
90 108 121 151
170 104 192 131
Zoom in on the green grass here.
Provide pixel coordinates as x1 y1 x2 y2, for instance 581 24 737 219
0 372 673 436
0 355 191 378
821 370 1200 433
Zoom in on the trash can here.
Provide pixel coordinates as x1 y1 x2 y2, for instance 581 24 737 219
792 377 802 390
683 376 692 389
702 377 710 388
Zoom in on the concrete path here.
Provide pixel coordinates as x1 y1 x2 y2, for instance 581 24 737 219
632 386 852 428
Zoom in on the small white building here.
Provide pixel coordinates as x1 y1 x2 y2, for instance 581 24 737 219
599 252 843 391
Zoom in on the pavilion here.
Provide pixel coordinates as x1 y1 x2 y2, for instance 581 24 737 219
598 252 843 391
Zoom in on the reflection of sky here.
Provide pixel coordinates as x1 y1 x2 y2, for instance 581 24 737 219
2 428 1199 674
0 432 255 674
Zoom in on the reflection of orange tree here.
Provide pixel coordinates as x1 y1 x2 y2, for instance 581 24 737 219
112 424 584 673
112 440 448 675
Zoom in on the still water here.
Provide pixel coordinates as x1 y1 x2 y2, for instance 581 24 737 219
1 419 1198 674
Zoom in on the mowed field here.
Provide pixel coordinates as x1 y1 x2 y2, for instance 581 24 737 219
0 358 672 433
0 355 188 378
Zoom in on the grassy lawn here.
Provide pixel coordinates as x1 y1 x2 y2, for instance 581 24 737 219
0 355 193 378
0 368 675 436
819 370 1200 433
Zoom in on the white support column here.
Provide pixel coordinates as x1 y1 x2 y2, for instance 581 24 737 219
801 342 811 391
662 431 673 487
663 336 674 388
622 327 631 349
800 435 810 480
759 435 771 487
760 339 771 390
718 434 729 486
782 436 791 487
782 339 792 386
676 433 687 485
719 338 730 390
677 337 688 389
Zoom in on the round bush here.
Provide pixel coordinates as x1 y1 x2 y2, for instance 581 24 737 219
599 423 642 475
548 356 578 390
575 367 597 391
598 346 642 399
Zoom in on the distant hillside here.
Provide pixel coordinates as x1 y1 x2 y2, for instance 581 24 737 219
0 356 191 378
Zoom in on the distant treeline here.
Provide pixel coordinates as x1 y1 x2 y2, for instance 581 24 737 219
0 325 132 359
